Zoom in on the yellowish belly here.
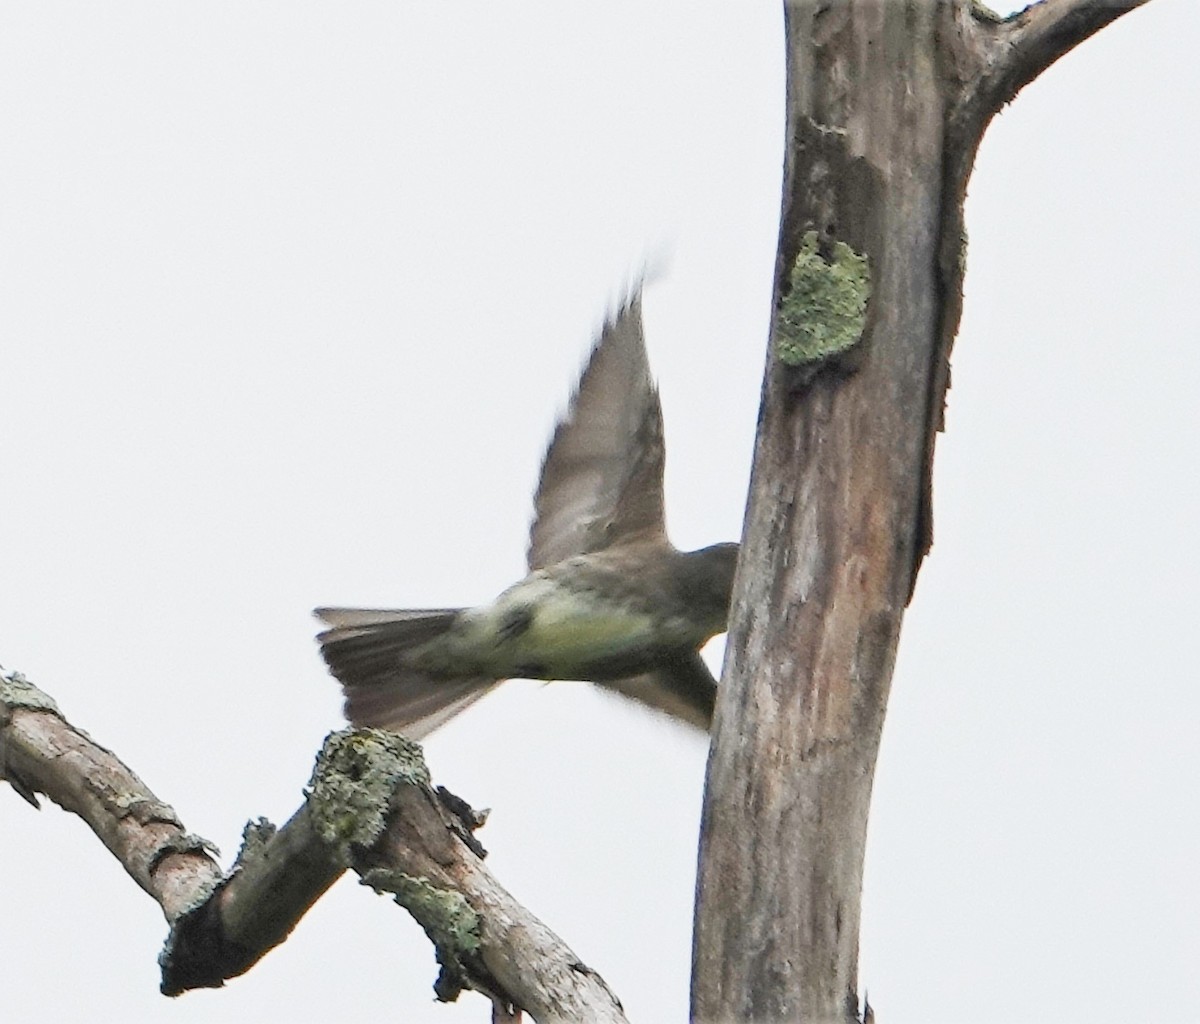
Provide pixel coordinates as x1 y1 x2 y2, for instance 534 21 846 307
426 577 669 679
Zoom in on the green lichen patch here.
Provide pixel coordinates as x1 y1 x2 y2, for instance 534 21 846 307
0 671 61 716
306 729 429 857
775 231 871 367
363 869 482 1002
365 870 481 955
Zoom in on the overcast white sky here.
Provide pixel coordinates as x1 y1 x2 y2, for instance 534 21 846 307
1 2 1197 1022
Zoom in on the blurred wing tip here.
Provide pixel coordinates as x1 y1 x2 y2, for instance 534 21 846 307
637 244 673 288
611 246 673 315
601 277 647 332
598 252 669 323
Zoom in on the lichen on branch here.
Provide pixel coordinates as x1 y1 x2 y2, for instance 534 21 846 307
775 230 871 368
363 868 484 1002
306 727 428 856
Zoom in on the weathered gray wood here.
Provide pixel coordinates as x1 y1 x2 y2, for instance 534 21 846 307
692 2 1154 1022
2 673 626 1021
160 807 345 994
313 730 630 1024
0 671 225 923
367 780 629 1024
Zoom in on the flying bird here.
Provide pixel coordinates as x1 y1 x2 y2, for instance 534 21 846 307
315 288 739 738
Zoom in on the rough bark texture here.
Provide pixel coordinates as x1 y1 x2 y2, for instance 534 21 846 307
161 806 345 993
364 779 628 1024
1 672 626 1022
691 2 1151 1022
0 671 225 923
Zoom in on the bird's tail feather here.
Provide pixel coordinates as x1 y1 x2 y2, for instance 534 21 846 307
314 607 496 739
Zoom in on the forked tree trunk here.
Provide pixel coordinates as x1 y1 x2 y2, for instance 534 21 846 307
692 3 1150 1022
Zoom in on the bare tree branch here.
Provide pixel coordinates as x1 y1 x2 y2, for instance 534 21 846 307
0 669 345 989
0 670 225 922
346 736 630 1024
929 0 1153 590
1 670 627 1022
973 0 1153 120
160 807 345 993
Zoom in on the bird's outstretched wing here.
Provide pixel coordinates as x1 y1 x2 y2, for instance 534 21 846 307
600 651 717 731
526 289 667 571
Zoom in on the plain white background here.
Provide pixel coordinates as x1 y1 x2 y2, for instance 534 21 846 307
1 2 1196 1021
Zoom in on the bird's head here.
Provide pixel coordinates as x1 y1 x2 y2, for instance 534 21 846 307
683 541 740 635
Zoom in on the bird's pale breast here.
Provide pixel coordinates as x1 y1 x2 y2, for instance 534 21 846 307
413 574 693 681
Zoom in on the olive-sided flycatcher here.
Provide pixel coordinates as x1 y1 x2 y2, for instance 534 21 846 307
315 289 738 738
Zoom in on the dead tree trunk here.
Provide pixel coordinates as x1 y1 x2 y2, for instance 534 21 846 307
692 3 1151 1022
